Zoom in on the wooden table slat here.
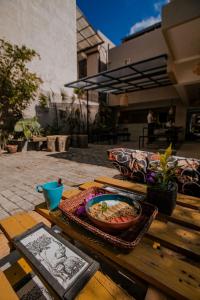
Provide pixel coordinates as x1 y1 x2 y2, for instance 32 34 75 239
0 232 10 259
147 220 200 259
35 204 200 300
0 270 19 300
0 213 40 240
94 176 200 210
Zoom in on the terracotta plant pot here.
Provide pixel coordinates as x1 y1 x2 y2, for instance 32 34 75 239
6 144 18 154
146 183 177 216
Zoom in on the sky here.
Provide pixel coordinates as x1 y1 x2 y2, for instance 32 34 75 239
77 0 169 45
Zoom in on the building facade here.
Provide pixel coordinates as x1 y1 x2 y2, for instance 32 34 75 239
0 0 199 140
107 0 200 141
0 0 77 128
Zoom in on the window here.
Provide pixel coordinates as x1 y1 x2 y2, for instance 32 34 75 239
78 59 87 79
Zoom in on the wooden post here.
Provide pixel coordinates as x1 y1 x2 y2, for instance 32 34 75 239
86 90 89 136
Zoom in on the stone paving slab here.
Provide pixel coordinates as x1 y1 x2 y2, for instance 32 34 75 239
0 145 118 219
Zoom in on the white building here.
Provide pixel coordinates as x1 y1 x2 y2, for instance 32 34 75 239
0 0 77 127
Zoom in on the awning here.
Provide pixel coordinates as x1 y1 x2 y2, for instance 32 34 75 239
77 8 103 53
65 54 173 95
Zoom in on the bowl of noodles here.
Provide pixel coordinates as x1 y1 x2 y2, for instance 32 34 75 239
85 194 142 232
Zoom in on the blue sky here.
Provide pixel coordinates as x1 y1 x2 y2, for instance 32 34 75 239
77 0 169 45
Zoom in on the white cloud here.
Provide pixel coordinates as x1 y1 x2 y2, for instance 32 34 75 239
129 15 161 35
154 0 169 13
129 0 169 35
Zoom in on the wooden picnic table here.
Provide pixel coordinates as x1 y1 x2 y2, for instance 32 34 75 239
34 176 200 300
0 211 132 300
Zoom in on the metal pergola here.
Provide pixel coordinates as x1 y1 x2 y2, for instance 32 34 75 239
77 8 103 53
65 54 173 94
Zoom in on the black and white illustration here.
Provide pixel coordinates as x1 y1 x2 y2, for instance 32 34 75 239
20 228 88 289
17 275 53 300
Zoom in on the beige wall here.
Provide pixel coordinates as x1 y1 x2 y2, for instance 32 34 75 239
162 0 200 30
87 52 99 76
162 0 200 98
109 85 179 106
0 0 77 118
108 28 168 69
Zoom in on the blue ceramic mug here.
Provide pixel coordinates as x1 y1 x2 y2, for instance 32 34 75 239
36 181 63 211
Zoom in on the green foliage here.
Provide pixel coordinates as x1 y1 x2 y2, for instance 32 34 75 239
0 39 42 145
147 144 178 190
65 93 86 134
14 117 41 140
39 93 48 108
73 88 85 99
92 97 114 132
101 201 108 213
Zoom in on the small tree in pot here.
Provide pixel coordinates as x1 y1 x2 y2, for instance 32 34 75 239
146 144 178 215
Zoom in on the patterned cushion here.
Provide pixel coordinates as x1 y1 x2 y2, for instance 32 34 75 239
107 148 200 197
175 158 200 195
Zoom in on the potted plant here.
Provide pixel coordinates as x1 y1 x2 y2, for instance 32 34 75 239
14 117 41 151
146 144 178 215
6 144 18 153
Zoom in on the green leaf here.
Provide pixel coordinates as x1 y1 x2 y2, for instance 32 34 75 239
101 201 108 213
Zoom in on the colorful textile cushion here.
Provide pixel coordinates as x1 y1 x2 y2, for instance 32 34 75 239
107 148 200 197
107 148 148 183
175 158 200 196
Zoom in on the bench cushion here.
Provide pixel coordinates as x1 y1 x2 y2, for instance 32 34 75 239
107 148 200 197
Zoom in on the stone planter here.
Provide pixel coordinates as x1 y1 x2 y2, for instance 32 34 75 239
6 144 18 154
71 134 78 147
47 136 57 152
70 134 88 148
77 134 88 148
146 183 177 216
56 135 71 152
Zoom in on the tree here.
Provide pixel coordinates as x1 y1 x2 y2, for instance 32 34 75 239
0 39 42 146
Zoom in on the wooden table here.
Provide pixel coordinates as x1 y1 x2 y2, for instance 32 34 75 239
0 211 132 300
35 176 200 300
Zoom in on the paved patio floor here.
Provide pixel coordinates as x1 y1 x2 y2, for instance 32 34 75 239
0 141 200 220
0 145 118 220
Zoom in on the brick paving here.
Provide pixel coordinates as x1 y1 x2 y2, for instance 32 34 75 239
0 145 118 219
0 142 200 220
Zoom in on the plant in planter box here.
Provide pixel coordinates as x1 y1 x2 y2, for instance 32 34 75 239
146 144 178 215
14 117 41 151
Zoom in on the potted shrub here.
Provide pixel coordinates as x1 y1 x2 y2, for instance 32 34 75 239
14 117 41 151
146 144 178 215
